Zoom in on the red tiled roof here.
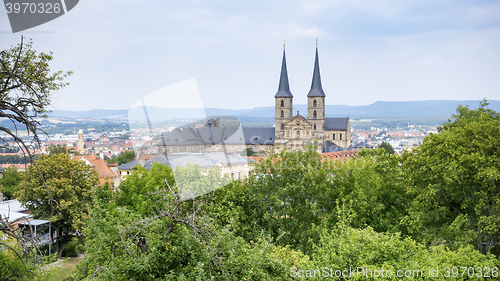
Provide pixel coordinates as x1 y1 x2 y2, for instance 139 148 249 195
322 150 359 161
74 155 116 185
0 163 30 170
246 156 262 161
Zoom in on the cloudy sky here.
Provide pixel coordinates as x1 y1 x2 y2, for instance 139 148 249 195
1 0 500 111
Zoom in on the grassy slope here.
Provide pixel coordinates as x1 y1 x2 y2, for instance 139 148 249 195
38 257 83 281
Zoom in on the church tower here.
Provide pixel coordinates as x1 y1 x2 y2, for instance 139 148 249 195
307 42 325 140
77 129 84 153
275 45 293 142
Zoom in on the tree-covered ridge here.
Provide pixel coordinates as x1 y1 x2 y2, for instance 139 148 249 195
66 101 500 280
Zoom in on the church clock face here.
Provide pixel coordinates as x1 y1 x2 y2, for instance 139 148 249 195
295 119 300 125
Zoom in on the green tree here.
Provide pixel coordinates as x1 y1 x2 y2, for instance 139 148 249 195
220 146 331 253
241 147 257 156
402 100 500 254
76 163 311 280
0 154 38 164
0 36 71 157
107 150 135 165
0 166 22 200
47 144 67 155
16 154 99 258
212 146 409 254
313 220 499 280
0 240 34 281
378 141 395 154
0 36 72 279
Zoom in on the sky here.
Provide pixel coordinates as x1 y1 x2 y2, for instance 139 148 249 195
1 0 500 111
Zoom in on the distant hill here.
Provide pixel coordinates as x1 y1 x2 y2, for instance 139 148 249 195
50 100 500 120
50 109 129 119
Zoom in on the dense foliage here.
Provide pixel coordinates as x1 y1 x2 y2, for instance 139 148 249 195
402 100 500 255
47 144 68 155
378 141 395 154
16 154 99 258
75 101 500 280
74 164 311 280
107 150 136 165
0 154 37 164
2 101 496 280
0 240 33 281
0 37 72 280
0 166 22 200
211 146 409 255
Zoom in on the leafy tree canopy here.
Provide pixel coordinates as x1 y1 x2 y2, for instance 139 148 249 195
0 37 72 278
402 99 500 254
76 163 311 280
16 153 99 258
241 147 257 156
211 146 409 254
47 144 67 155
0 36 72 154
107 150 135 165
0 166 22 200
378 141 395 154
314 219 499 280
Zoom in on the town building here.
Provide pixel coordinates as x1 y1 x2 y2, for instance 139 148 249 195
0 199 54 252
77 129 84 153
74 155 118 187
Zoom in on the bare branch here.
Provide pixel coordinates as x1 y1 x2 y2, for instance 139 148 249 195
0 242 38 278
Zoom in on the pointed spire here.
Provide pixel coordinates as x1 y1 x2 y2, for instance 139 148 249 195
275 45 293 98
307 41 325 97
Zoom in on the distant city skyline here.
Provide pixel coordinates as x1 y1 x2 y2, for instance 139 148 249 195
1 0 500 111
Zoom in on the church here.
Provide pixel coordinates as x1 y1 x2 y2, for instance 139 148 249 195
157 43 351 156
274 43 350 152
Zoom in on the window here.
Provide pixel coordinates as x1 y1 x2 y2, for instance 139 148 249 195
313 124 316 130
281 110 284 118
333 134 335 140
281 123 284 130
280 100 284 107
296 131 300 138
313 99 317 107
340 133 343 140
313 110 317 119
